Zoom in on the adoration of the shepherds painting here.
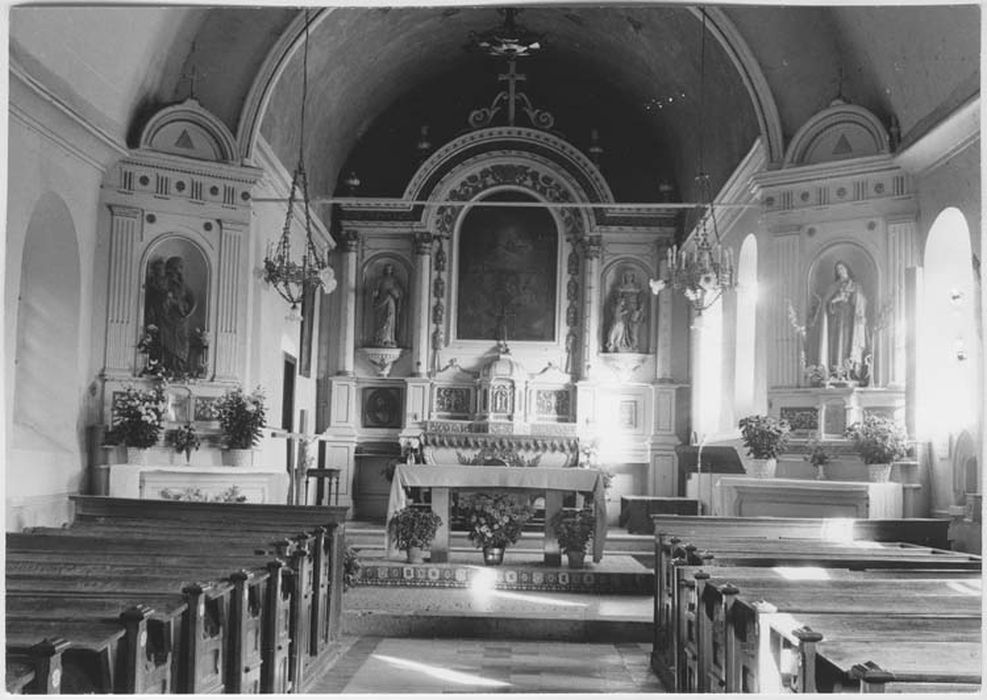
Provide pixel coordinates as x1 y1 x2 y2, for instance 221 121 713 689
456 192 558 342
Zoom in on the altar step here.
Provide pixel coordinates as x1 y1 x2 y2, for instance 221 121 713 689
343 567 654 642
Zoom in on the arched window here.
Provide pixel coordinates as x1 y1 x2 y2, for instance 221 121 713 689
694 297 724 438
734 234 758 417
919 208 979 443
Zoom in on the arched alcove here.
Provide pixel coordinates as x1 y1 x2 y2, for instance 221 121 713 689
13 193 81 453
734 234 758 416
919 208 979 451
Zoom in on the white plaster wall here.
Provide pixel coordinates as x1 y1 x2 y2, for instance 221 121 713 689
5 116 106 530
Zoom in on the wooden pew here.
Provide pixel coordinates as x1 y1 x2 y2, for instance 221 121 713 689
698 574 982 693
4 638 69 694
748 610 982 693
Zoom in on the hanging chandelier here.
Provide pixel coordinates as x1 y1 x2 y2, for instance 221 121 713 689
650 9 735 313
262 10 335 310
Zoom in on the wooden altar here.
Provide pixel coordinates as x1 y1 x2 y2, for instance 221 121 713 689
387 464 608 565
711 476 903 519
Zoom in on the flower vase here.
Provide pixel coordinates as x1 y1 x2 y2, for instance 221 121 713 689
406 546 424 564
223 449 254 468
867 463 892 483
746 458 777 479
566 551 586 569
126 447 147 465
482 547 505 566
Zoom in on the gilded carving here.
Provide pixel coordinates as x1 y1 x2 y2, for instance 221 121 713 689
435 387 471 415
535 390 570 417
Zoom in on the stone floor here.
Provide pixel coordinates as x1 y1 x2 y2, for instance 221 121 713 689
306 636 664 694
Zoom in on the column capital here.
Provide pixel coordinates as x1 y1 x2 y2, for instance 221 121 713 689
582 235 603 260
412 231 434 255
107 204 143 219
340 229 360 253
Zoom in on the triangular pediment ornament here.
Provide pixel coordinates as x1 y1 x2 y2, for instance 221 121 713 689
174 129 195 150
832 133 853 155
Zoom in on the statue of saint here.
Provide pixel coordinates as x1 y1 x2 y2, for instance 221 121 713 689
372 263 403 347
159 256 197 373
814 260 868 379
606 271 644 353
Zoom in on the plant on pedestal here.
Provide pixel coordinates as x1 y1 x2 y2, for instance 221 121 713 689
215 386 267 466
168 423 201 464
387 506 442 563
738 414 791 478
803 439 831 480
105 382 168 463
462 493 533 565
550 506 596 569
845 414 908 482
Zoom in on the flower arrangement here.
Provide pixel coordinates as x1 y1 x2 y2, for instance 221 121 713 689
106 383 168 448
804 364 829 387
168 423 201 462
159 485 247 502
387 506 443 552
462 493 534 550
550 507 596 555
845 414 908 465
803 439 831 468
216 386 267 449
738 414 791 460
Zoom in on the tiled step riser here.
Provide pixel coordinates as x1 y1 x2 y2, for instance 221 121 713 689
344 613 653 643
344 529 656 554
356 562 653 595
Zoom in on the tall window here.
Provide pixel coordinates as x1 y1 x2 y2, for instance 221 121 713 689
734 234 758 417
919 208 979 442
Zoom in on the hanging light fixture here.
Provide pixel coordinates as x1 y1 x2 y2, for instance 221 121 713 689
650 9 735 313
263 10 334 310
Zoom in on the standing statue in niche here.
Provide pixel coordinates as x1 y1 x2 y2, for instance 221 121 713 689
606 271 644 353
160 256 197 374
813 260 868 381
372 263 403 347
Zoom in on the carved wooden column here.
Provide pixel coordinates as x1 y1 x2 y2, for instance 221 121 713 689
214 219 246 380
769 228 801 387
410 231 433 377
336 230 359 376
105 205 143 372
887 217 917 388
581 235 603 378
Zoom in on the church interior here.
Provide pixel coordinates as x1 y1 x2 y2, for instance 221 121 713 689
5 2 984 695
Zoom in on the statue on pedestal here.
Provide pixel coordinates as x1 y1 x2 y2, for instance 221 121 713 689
144 255 197 375
371 263 403 347
813 260 868 382
606 270 644 353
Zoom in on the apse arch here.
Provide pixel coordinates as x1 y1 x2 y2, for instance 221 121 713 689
734 234 758 416
12 193 82 452
918 207 979 449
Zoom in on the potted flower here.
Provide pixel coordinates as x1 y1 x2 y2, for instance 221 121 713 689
550 507 596 569
738 414 791 478
845 414 908 482
803 439 830 480
387 506 442 563
106 383 168 464
462 493 534 565
168 423 201 464
215 386 267 466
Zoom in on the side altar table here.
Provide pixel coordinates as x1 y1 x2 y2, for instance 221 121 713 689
711 476 903 519
387 464 608 565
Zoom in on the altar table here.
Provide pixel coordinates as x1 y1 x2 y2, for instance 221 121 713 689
387 464 608 564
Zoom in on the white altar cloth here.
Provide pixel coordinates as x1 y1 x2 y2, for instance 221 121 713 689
387 464 608 562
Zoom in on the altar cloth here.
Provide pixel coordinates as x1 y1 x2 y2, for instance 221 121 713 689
387 464 608 562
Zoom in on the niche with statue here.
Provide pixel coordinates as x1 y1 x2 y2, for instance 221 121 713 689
360 256 410 376
601 261 651 354
139 237 210 380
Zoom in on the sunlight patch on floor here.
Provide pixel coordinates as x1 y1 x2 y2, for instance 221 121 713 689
371 653 511 688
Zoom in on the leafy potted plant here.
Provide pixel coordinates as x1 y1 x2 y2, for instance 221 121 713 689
550 506 596 569
738 414 791 478
803 439 830 480
215 386 267 466
168 423 201 464
387 506 443 563
462 493 534 565
106 382 168 464
845 414 908 482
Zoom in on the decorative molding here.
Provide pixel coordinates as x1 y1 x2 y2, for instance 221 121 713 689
139 98 239 164
895 96 980 176
9 58 127 170
710 137 766 237
784 100 890 167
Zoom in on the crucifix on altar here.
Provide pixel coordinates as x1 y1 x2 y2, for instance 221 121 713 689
269 415 339 507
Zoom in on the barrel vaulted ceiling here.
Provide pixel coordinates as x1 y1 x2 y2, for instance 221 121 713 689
10 3 980 207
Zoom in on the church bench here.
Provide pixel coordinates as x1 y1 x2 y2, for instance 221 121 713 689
5 573 231 694
695 574 982 693
4 638 69 694
650 515 953 549
748 612 982 693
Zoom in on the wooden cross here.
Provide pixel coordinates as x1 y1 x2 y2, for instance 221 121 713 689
498 59 527 126
269 415 336 506
181 49 202 101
